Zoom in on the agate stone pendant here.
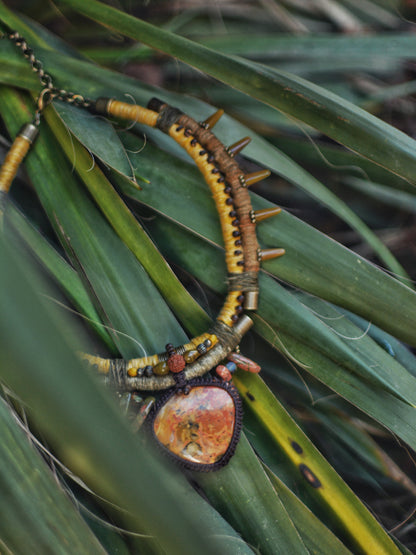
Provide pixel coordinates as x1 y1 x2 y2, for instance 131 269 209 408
149 377 242 471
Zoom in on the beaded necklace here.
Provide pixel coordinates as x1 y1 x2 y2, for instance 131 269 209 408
0 30 284 471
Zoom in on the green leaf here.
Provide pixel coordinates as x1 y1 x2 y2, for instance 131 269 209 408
42 104 210 337
117 137 416 346
0 86 190 357
0 4 410 277
233 373 400 554
51 0 416 188
0 84 320 555
263 468 352 555
145 216 416 451
196 434 310 555
0 396 106 554
5 205 114 348
53 102 134 178
0 211 253 555
196 32 416 62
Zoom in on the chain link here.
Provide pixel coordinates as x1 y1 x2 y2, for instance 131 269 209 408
7 31 93 109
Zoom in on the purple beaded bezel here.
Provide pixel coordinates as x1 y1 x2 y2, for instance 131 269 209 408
147 376 243 472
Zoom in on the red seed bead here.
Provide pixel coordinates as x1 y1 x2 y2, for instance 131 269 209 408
216 365 232 382
167 353 186 373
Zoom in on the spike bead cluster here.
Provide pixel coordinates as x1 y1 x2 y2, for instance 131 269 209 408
84 97 285 390
0 89 284 392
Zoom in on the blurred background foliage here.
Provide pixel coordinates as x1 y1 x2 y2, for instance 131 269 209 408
2 0 416 553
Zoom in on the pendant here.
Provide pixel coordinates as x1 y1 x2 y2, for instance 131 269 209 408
148 377 243 471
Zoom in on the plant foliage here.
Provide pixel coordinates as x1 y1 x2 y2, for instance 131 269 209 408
1 0 416 553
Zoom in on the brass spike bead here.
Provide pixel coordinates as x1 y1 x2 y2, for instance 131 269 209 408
200 109 224 130
253 206 282 222
227 136 251 157
244 169 271 187
258 248 286 261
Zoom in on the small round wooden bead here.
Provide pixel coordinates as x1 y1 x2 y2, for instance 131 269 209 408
232 230 241 237
167 353 186 373
226 198 233 205
235 239 242 246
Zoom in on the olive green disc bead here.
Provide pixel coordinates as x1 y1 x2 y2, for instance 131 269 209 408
153 360 170 376
183 349 199 364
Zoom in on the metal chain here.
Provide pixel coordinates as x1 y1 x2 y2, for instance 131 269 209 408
7 31 93 110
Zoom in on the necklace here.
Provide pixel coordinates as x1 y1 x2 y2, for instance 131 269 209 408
0 29 284 471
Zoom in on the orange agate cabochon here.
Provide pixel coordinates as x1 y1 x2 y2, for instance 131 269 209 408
153 386 236 466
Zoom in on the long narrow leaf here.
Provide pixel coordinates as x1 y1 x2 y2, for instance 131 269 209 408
232 373 400 554
51 0 416 187
0 397 106 554
0 4 410 277
117 138 416 346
